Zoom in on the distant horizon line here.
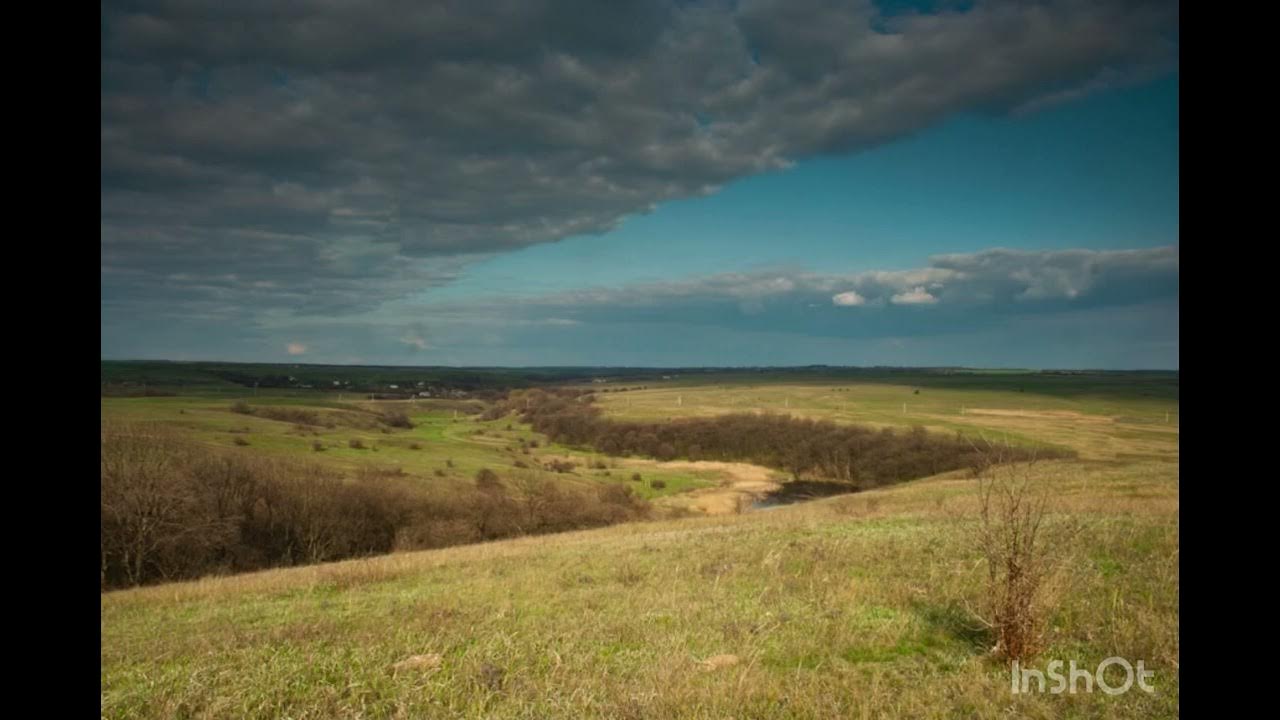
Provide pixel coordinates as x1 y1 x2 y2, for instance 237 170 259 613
100 358 1178 373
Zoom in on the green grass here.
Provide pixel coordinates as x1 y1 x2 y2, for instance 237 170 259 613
592 378 1178 461
102 466 1177 718
101 373 1178 718
101 395 720 499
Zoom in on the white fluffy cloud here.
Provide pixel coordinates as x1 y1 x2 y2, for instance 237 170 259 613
832 291 867 306
891 287 938 305
510 246 1177 313
108 245 1175 366
399 333 430 351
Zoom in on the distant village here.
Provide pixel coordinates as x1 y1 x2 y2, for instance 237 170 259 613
295 378 474 398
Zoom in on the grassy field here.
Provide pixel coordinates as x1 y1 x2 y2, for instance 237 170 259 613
591 374 1178 462
101 372 1178 718
101 395 722 502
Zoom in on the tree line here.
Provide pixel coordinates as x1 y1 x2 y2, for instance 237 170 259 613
491 388 1062 488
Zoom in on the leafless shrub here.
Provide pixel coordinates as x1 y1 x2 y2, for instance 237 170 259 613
475 468 502 490
256 406 322 426
969 442 1081 662
546 459 576 473
379 411 414 429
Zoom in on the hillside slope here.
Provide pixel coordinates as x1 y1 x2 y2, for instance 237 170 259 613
102 455 1177 719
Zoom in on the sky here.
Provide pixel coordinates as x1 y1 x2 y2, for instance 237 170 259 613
101 0 1179 369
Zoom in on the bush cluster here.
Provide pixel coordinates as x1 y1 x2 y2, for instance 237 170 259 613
101 423 650 589
492 389 1060 488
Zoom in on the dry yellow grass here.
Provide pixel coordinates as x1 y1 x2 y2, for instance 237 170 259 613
102 378 1177 718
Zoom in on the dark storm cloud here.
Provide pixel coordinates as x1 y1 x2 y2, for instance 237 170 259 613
102 0 1178 327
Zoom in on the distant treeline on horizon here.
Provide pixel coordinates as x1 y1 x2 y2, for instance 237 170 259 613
100 359 1177 399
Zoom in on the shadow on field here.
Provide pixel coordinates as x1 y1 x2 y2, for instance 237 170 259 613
752 480 859 508
911 602 993 654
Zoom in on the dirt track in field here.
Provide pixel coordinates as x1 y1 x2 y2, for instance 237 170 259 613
635 460 783 515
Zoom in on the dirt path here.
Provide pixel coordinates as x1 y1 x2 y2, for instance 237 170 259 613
961 408 1114 424
631 459 783 515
